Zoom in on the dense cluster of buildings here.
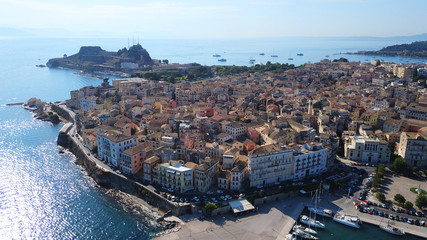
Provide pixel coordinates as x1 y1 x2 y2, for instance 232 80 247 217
66 60 427 194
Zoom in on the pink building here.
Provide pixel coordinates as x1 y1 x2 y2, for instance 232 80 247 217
120 144 152 175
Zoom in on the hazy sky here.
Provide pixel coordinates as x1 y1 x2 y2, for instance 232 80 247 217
1 0 426 38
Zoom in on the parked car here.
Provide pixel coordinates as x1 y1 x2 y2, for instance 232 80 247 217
408 219 414 224
416 211 423 217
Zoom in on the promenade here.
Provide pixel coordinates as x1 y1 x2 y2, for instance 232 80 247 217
156 197 305 240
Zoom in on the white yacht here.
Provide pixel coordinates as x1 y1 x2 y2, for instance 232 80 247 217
308 207 333 218
379 224 405 236
294 229 318 240
300 215 325 229
285 233 296 240
333 189 361 228
293 225 317 235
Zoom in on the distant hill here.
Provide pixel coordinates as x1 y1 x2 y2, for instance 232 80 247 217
46 44 154 72
356 41 427 58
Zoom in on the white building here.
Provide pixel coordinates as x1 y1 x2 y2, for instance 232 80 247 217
398 131 427 167
80 96 97 112
96 130 138 167
230 162 246 191
248 144 293 188
405 103 427 121
292 143 328 180
344 136 391 163
226 122 246 140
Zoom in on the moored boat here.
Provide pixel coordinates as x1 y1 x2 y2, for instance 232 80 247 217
333 213 360 228
218 58 227 62
212 54 221 57
333 188 361 228
300 215 325 229
293 225 317 235
308 207 333 218
285 233 296 240
379 224 405 236
294 229 318 240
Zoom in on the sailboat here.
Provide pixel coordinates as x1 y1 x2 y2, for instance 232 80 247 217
308 185 334 218
333 188 361 228
293 229 318 240
300 189 325 229
379 208 405 235
293 225 317 235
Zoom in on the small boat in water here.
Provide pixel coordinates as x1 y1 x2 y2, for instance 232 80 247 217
285 233 296 240
259 53 265 55
379 224 405 236
249 58 255 64
333 189 361 228
297 53 304 56
325 55 330 58
218 58 227 62
288 58 294 60
271 54 278 57
293 225 317 235
300 215 325 229
294 229 318 240
212 54 221 57
308 208 333 218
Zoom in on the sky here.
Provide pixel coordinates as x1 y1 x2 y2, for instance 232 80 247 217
0 0 427 39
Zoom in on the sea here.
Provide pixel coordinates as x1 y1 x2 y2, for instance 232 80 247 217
0 37 426 239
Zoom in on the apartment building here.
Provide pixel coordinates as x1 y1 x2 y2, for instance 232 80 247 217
120 144 151 175
248 144 293 188
154 161 194 193
398 131 427 167
194 157 218 193
226 122 246 140
292 143 328 180
97 130 138 167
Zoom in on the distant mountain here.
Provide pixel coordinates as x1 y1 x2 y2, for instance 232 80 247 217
355 40 427 58
0 27 32 37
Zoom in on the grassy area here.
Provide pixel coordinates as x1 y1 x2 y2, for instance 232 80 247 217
410 187 427 195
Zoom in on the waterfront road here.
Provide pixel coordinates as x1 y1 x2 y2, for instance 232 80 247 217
56 103 112 173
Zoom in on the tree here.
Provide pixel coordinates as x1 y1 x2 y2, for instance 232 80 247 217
394 194 406 205
416 194 427 210
404 201 414 209
204 202 218 215
393 157 407 174
376 192 386 202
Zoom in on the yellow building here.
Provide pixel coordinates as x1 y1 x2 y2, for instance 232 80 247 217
154 161 194 193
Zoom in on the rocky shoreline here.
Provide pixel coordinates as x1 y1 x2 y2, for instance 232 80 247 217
20 101 182 236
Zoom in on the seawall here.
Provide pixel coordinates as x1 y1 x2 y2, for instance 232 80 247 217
58 134 190 217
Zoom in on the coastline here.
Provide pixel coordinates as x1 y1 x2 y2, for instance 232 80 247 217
19 103 181 235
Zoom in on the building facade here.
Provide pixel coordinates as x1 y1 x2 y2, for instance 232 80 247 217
398 131 427 167
194 157 219 193
97 130 138 167
344 136 391 163
292 143 328 180
226 122 246 140
143 156 160 182
248 144 293 188
154 161 194 193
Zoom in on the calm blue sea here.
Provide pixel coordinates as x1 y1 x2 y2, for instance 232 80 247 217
0 37 426 239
